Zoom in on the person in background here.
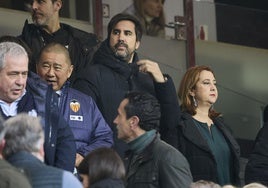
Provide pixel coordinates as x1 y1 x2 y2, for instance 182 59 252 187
176 65 240 186
244 114 268 186
77 147 125 188
0 115 32 188
114 91 193 188
19 0 100 84
36 42 113 167
0 41 76 172
243 183 267 188
3 113 82 188
123 0 166 38
73 13 179 158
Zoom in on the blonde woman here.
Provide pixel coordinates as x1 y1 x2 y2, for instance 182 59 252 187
123 0 166 38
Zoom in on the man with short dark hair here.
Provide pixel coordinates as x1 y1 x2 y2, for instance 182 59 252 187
19 0 99 84
74 13 179 157
114 92 193 188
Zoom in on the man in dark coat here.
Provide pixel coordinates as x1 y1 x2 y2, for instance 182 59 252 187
245 121 268 186
114 92 193 188
19 0 100 85
73 13 178 158
0 41 76 172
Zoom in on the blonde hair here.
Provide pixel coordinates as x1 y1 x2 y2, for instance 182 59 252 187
190 180 221 188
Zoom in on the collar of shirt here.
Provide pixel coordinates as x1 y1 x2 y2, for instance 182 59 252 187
0 90 26 116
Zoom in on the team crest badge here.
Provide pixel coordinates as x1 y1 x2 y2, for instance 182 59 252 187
70 99 80 113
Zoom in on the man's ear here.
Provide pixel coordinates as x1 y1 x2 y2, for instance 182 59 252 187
67 65 74 79
54 0 62 12
135 41 140 50
129 116 140 129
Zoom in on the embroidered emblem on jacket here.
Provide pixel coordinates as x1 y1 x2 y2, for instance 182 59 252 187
70 99 80 112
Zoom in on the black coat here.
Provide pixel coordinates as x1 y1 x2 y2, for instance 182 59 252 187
125 134 193 188
73 40 156 157
178 113 241 185
245 122 268 186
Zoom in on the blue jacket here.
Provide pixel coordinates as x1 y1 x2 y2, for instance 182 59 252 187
59 83 113 156
27 72 76 172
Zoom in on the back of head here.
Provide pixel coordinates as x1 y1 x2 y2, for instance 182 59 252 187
2 113 44 159
243 183 267 188
108 13 143 41
190 180 221 188
78 147 125 185
124 91 161 131
0 41 28 70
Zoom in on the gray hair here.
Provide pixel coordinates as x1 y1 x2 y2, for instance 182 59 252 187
0 42 28 70
2 113 44 159
190 180 222 188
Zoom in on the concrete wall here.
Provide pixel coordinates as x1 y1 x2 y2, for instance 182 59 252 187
101 0 216 40
138 36 268 140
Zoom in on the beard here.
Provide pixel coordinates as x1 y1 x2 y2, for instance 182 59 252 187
112 41 134 62
32 11 46 26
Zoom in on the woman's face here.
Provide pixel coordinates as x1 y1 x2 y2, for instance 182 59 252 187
143 0 163 18
190 70 218 107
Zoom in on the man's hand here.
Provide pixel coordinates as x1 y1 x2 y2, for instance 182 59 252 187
137 60 166 83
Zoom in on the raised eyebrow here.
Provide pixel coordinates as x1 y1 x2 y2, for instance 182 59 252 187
113 29 120 33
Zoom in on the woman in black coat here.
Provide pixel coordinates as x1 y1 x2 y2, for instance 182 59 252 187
176 65 240 186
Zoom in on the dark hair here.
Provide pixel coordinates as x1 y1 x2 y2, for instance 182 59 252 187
124 91 160 131
107 13 143 42
77 147 125 185
37 42 71 65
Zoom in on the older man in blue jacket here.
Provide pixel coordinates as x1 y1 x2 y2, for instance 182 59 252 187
0 40 76 172
36 42 114 167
